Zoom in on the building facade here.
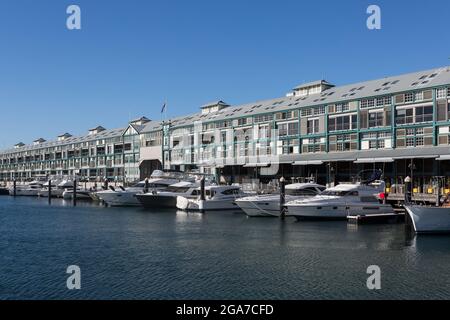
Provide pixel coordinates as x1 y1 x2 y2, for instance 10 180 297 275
2 66 450 189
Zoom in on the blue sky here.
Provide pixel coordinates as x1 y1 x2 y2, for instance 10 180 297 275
1 0 450 148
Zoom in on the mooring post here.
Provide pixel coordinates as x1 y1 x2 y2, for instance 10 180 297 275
280 177 286 220
404 176 411 204
73 178 77 207
200 177 206 213
13 179 17 197
144 177 149 194
48 179 52 204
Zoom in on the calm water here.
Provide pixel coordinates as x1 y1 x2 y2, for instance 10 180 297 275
1 196 450 300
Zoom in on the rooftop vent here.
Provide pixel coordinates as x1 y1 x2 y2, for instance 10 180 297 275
88 126 106 135
289 80 335 98
57 133 72 141
200 101 230 115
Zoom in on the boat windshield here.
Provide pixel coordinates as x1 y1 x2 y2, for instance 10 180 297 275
321 190 359 197
286 188 320 196
164 186 191 193
133 183 145 188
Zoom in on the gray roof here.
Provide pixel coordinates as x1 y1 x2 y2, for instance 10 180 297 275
146 65 450 130
2 65 450 154
1 127 126 154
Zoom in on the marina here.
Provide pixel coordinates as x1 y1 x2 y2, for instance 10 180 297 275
1 196 450 300
2 65 450 299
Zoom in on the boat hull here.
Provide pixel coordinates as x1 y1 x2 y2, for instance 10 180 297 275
38 189 64 198
405 206 450 234
135 194 178 209
288 204 394 220
62 190 92 200
177 196 242 211
8 188 41 197
97 191 141 207
235 199 282 217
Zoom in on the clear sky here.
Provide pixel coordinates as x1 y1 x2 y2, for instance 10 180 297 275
1 0 450 149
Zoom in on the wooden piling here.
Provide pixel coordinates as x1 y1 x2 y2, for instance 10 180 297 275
13 179 16 197
73 178 77 207
200 177 206 213
280 177 286 220
48 179 52 204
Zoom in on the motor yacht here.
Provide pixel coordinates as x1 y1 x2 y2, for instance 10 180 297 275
235 183 326 217
404 205 450 234
286 181 393 220
96 178 180 207
176 185 248 211
135 181 201 209
62 188 92 200
8 180 45 196
38 180 74 198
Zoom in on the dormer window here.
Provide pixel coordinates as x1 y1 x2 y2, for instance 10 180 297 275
88 126 106 135
200 101 230 115
290 80 335 98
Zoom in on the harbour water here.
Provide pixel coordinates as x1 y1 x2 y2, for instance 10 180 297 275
1 196 450 300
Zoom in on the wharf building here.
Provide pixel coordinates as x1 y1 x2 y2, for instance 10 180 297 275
2 66 450 192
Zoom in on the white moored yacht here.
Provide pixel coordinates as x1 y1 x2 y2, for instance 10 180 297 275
135 181 201 209
62 188 92 200
8 180 45 197
404 205 450 234
96 178 179 207
286 181 393 220
38 180 74 198
176 185 248 211
236 183 326 217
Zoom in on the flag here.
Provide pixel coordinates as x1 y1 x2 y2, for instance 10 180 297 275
161 102 166 113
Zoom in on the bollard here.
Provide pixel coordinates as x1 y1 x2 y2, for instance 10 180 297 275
280 177 286 220
48 180 52 204
73 178 77 207
199 177 206 213
13 179 17 197
144 177 149 194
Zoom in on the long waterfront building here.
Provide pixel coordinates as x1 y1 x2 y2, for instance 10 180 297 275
2 66 450 188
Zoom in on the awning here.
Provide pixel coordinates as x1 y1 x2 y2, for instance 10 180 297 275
324 158 357 162
243 163 270 168
354 158 394 164
293 160 324 166
393 155 438 160
437 155 450 161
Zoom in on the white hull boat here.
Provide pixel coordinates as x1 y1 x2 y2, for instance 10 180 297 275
404 205 450 234
287 181 393 220
8 181 44 196
62 189 92 200
236 183 326 217
97 177 180 207
135 181 200 209
176 185 247 212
